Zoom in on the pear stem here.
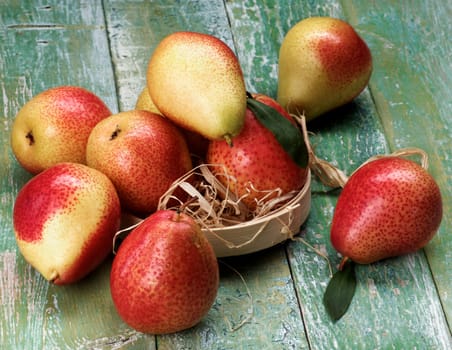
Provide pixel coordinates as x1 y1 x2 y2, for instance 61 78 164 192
223 134 234 147
355 147 429 171
338 256 350 271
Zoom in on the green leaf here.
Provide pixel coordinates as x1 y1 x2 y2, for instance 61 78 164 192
323 259 357 321
246 97 308 168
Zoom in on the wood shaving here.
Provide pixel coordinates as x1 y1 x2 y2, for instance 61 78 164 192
157 163 299 229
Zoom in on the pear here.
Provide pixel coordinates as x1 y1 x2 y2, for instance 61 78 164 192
110 210 219 334
86 110 192 217
13 163 121 284
330 157 442 264
10 86 112 174
206 93 308 211
277 17 372 120
134 87 209 158
135 87 161 115
146 31 247 141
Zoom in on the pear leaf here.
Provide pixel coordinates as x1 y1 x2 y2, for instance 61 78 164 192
246 97 308 168
323 259 356 321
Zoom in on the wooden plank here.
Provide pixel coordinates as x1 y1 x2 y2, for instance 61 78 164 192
158 248 309 349
225 0 452 348
1 1 451 349
104 0 237 112
343 0 452 326
287 104 452 348
0 1 154 349
226 0 345 97
103 1 310 348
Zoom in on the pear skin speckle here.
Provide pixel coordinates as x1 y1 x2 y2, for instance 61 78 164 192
110 210 219 334
330 157 442 264
206 94 308 211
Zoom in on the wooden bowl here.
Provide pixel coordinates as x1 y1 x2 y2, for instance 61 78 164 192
202 170 311 257
119 169 311 258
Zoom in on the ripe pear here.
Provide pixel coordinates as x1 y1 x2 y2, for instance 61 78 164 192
277 17 372 120
86 110 192 217
10 86 112 174
13 163 121 284
146 31 247 141
135 87 161 115
206 93 308 211
110 210 219 334
135 87 209 158
330 157 442 264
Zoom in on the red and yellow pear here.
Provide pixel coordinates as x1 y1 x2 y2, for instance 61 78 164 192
86 110 192 217
277 17 372 120
206 93 308 211
146 31 247 141
135 87 161 115
135 87 209 158
330 157 442 264
10 86 112 174
13 162 121 285
110 210 219 334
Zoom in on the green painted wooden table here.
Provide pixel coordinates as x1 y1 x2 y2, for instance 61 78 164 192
1 1 451 349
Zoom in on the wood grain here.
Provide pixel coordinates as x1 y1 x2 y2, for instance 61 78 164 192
1 0 451 349
158 249 309 349
226 0 452 348
0 1 149 349
104 1 310 348
344 0 452 327
104 0 236 112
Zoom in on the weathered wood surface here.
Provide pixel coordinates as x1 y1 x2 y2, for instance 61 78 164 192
347 1 452 327
1 0 451 349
